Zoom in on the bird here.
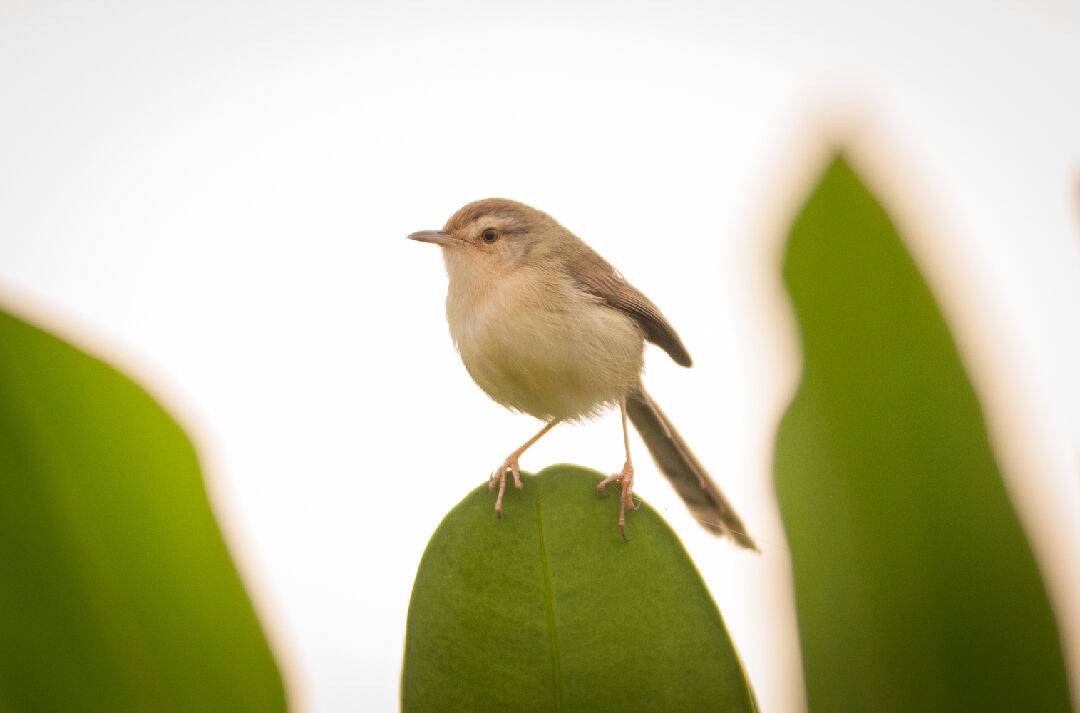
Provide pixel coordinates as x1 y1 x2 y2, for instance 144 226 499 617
408 198 756 549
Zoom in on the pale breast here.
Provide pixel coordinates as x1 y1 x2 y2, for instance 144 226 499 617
446 268 645 422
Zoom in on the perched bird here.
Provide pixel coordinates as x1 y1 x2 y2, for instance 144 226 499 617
409 198 756 549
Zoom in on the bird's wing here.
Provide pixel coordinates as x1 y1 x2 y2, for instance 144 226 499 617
567 248 693 367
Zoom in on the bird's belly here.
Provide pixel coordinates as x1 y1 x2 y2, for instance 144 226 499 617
450 293 645 422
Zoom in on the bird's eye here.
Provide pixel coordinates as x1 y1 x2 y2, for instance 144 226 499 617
481 228 499 243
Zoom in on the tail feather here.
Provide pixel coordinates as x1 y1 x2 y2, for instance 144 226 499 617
626 385 758 551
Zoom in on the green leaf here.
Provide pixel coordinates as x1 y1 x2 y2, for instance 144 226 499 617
0 307 287 713
775 156 1071 712
401 465 757 713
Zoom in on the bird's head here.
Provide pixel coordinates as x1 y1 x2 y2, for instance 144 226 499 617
408 198 570 280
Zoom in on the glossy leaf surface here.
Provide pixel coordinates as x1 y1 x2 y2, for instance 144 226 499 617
402 465 756 713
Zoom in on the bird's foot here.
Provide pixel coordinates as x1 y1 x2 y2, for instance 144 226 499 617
490 455 523 518
597 460 638 540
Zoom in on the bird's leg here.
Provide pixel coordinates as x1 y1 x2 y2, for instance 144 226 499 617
597 398 638 540
491 419 560 518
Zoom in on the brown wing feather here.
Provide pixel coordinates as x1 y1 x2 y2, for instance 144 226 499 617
567 248 693 367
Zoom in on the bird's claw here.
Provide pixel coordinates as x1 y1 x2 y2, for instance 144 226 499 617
598 461 636 539
491 457 523 518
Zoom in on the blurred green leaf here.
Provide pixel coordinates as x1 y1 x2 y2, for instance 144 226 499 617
0 307 286 712
402 465 757 713
776 156 1071 712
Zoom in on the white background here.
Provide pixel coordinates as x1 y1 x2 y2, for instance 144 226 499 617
2 1 1079 711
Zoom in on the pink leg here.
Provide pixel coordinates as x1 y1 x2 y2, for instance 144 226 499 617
491 420 560 518
597 398 638 540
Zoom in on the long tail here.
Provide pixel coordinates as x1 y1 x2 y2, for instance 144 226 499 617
626 385 758 551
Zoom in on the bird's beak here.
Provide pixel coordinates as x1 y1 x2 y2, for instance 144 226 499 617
407 230 468 248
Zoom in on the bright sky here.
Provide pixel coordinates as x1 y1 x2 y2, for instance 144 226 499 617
2 1 1079 711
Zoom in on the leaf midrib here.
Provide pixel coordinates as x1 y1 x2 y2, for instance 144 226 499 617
534 481 564 712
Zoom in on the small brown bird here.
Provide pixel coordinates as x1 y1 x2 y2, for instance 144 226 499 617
409 198 756 549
